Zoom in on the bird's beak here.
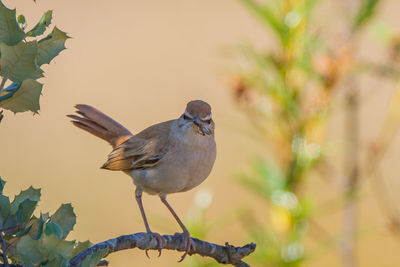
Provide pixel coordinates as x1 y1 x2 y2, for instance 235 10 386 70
193 116 200 125
193 116 211 136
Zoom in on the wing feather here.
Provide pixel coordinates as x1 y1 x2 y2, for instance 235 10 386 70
101 120 174 170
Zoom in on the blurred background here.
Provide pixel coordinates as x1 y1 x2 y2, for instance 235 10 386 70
1 0 400 266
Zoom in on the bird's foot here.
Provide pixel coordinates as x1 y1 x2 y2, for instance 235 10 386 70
145 232 166 258
176 231 195 262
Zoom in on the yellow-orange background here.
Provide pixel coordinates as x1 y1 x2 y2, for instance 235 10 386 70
1 0 400 266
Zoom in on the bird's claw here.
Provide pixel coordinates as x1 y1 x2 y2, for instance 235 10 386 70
145 232 165 258
177 231 195 262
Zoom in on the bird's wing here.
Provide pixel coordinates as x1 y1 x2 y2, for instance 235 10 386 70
101 120 174 170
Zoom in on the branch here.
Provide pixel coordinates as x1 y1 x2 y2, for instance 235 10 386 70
68 232 256 267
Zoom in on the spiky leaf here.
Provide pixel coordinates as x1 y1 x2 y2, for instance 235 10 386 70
27 10 53 37
16 236 43 266
10 186 41 214
0 79 43 113
0 41 44 82
50 203 76 238
0 195 10 227
40 234 75 260
0 176 5 194
0 1 25 45
45 221 62 239
71 240 92 258
16 199 36 224
37 27 69 66
81 248 109 267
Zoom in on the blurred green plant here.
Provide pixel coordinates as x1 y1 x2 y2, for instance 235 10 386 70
0 177 107 266
222 0 400 266
0 0 69 114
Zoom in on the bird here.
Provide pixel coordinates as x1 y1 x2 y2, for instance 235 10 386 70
67 100 216 261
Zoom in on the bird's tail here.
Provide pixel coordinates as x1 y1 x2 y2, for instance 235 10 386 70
67 104 132 148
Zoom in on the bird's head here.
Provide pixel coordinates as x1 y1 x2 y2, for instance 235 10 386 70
178 100 214 136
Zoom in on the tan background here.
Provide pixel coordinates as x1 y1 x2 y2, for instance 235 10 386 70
1 0 400 266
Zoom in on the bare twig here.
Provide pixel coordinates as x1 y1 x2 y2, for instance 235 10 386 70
0 110 3 124
68 232 256 267
0 225 24 233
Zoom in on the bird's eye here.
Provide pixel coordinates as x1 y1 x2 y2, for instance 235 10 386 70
183 114 191 120
204 119 211 124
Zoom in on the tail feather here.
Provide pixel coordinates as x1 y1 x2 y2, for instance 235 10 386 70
68 104 132 147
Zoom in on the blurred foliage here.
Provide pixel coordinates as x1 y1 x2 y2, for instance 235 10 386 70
0 177 106 266
0 0 69 114
188 0 400 266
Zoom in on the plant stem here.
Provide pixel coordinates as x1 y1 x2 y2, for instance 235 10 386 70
341 83 359 267
0 232 9 266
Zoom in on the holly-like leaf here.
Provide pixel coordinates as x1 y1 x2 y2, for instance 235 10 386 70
10 186 41 214
0 195 10 228
0 1 25 45
27 10 53 37
16 236 43 266
50 204 76 238
40 234 75 260
16 199 37 224
32 214 46 240
0 41 44 82
0 176 5 194
45 255 69 267
45 221 63 239
81 248 108 267
37 26 69 66
71 240 92 258
0 79 43 113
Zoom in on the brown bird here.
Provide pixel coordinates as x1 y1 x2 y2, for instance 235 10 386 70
67 100 216 261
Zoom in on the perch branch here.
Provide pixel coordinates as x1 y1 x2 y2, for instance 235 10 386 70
68 232 256 267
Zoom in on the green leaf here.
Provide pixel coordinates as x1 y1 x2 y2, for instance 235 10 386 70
16 199 36 224
27 10 53 37
37 26 69 66
353 0 380 30
40 234 75 260
50 203 76 238
45 221 62 239
10 186 41 214
33 214 46 240
0 1 25 45
0 79 43 113
45 256 68 267
81 248 108 267
240 0 289 45
0 176 5 194
0 41 44 82
71 240 92 258
0 195 10 227
16 236 43 266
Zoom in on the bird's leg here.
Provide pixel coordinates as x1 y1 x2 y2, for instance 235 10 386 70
160 194 195 262
135 189 165 257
